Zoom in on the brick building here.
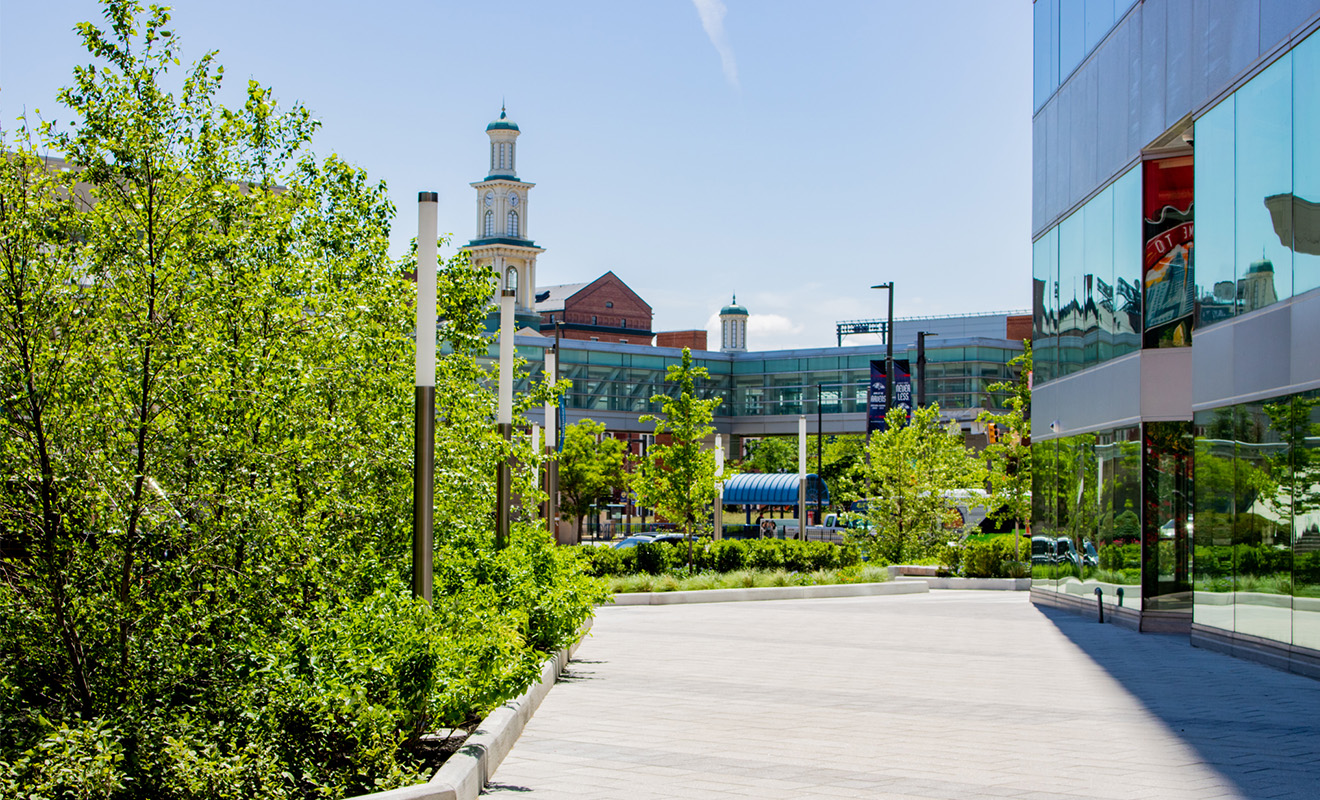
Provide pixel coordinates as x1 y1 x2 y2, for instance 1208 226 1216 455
535 271 653 345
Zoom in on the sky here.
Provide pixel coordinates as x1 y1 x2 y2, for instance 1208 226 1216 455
0 0 1032 351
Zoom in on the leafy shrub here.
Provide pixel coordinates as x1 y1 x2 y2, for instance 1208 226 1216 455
962 536 1026 578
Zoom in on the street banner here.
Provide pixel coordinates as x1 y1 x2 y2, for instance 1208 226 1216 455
868 358 911 432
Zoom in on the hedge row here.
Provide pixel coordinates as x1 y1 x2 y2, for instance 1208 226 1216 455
580 538 861 577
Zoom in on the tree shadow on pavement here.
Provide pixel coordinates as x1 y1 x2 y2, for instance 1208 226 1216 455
1035 604 1320 800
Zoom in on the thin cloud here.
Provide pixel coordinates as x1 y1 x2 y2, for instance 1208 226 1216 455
691 0 739 88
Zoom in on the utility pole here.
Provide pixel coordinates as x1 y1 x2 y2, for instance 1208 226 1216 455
871 283 895 417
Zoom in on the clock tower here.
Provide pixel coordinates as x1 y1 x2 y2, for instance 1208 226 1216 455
464 106 545 328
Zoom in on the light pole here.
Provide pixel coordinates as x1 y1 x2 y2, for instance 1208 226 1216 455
917 331 937 408
496 273 516 550
413 192 438 603
714 434 724 541
798 415 807 540
543 345 558 540
871 283 895 418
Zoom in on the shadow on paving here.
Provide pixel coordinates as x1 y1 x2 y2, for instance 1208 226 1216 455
1035 604 1320 800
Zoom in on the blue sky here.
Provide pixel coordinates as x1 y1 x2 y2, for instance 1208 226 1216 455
1 1 1032 350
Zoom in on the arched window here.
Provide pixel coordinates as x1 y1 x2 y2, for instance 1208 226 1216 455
507 210 519 237
484 210 494 237
490 143 496 172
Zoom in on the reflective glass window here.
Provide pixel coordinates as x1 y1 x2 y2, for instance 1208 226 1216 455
1084 0 1114 55
1083 185 1113 367
1034 0 1058 110
1058 0 1086 82
1293 32 1320 296
1142 421 1192 611
1058 213 1085 376
1033 227 1059 383
1236 54 1293 313
1234 401 1293 643
1195 97 1237 328
1032 439 1059 588
1112 167 1142 357
1109 427 1142 603
1293 391 1320 650
1193 408 1238 633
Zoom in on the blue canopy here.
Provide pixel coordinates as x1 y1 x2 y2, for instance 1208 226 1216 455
722 472 829 506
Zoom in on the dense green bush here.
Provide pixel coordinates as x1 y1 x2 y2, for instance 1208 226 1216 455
0 5 606 797
961 536 1027 578
580 538 859 578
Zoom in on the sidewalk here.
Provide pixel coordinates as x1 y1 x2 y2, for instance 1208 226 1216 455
483 591 1320 799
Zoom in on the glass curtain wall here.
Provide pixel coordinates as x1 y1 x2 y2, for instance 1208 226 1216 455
1034 0 1140 111
1141 422 1192 610
1194 30 1320 329
1032 166 1141 386
1193 390 1320 651
1032 427 1143 606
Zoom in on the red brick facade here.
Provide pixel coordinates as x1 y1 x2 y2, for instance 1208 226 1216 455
655 330 707 351
1005 314 1032 343
539 271 653 344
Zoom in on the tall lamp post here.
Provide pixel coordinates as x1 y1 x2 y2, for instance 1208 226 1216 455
413 192 438 603
714 434 724 541
496 272 516 550
543 344 558 540
871 282 895 416
797 415 807 540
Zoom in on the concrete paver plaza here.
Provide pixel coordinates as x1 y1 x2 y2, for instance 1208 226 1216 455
483 591 1320 800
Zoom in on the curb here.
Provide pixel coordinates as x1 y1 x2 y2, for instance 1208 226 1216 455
893 576 1031 591
610 580 927 606
347 619 592 800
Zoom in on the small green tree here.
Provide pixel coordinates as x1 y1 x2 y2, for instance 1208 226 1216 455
558 419 626 538
860 403 984 563
810 434 868 509
977 341 1033 560
742 436 796 473
631 348 720 565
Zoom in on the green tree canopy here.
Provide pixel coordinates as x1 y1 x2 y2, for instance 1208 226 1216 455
742 436 797 474
631 348 720 538
0 3 603 797
859 404 985 563
977 341 1032 535
558 419 627 537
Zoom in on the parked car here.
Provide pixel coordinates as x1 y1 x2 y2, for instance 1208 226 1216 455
648 533 689 545
612 534 658 549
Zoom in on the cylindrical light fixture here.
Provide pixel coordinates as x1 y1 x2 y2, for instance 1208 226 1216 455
714 434 724 541
496 281 516 549
798 415 807 540
498 284 515 425
543 348 558 539
413 191 438 603
544 349 557 452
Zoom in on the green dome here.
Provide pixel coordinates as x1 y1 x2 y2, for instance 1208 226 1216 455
486 107 520 132
720 295 748 316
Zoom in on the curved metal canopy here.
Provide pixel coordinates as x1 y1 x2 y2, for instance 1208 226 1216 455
722 472 829 506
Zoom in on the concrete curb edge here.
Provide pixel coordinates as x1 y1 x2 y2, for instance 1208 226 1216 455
347 618 593 800
609 580 928 606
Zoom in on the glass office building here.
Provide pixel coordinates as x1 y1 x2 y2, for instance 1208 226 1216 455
501 326 1024 443
1032 0 1320 676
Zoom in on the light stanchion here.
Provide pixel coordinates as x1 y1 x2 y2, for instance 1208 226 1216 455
714 434 724 541
797 415 807 540
496 284 515 550
544 347 559 541
413 192 438 603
